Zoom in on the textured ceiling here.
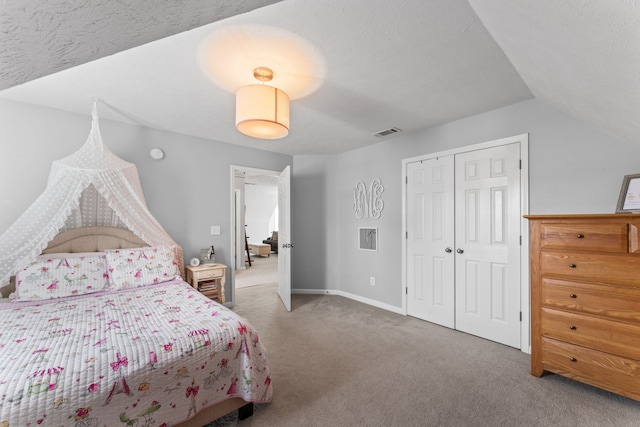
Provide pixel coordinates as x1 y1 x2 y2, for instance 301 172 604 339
0 1 637 155
0 0 282 91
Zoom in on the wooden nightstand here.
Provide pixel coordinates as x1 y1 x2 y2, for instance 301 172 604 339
185 263 226 304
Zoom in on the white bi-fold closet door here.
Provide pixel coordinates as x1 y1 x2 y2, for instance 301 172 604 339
406 142 522 348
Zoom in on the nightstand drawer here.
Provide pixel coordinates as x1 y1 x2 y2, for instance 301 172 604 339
541 308 640 360
542 278 640 324
540 223 628 252
193 268 223 280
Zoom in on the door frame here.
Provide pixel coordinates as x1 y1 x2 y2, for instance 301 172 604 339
401 134 530 353
229 165 283 306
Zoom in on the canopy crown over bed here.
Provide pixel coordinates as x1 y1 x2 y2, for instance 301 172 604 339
0 102 183 286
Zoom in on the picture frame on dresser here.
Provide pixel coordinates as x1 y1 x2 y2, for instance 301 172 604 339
615 173 640 213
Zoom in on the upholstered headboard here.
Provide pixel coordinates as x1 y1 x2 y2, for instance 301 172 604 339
1 227 149 298
42 226 148 254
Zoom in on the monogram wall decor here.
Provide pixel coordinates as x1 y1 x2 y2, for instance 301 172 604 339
352 178 384 219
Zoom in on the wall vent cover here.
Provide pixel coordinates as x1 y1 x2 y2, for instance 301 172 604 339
372 127 403 138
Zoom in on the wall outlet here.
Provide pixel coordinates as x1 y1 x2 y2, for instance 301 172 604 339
210 226 221 235
370 276 375 286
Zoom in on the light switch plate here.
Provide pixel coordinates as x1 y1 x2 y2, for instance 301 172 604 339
210 226 221 235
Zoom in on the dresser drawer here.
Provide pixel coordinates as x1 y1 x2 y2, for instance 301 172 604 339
193 268 223 280
542 278 640 324
541 337 640 401
541 223 628 252
541 252 640 287
541 307 640 360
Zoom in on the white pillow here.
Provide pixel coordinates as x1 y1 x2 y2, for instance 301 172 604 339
14 254 109 301
105 246 179 289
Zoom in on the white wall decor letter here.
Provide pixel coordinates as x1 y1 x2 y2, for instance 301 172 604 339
353 178 384 219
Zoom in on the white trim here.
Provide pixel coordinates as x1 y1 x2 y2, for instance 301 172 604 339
402 133 528 164
292 289 405 315
234 189 244 273
520 136 531 354
401 133 530 353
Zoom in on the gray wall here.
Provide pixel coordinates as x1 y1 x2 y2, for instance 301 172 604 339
4 98 640 311
291 155 338 291
291 99 640 308
0 99 292 300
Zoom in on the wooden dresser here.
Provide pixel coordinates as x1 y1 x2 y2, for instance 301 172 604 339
526 214 640 401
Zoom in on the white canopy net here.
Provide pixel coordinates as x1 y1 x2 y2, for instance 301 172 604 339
0 103 183 286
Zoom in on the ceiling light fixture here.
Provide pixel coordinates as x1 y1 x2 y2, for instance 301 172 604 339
235 67 290 139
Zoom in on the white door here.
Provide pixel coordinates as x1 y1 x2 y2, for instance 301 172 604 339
406 157 455 328
277 166 292 311
454 143 521 348
405 142 522 348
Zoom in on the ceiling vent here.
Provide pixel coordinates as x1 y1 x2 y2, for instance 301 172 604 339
372 127 403 138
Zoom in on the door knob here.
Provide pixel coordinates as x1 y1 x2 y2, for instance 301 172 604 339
456 248 464 254
445 247 452 253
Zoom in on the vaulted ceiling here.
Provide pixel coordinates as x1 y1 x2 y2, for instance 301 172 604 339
0 0 637 155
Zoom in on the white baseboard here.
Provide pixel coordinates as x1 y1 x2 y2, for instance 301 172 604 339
292 288 404 315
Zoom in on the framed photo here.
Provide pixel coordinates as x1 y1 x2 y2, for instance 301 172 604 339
616 174 640 213
358 227 377 251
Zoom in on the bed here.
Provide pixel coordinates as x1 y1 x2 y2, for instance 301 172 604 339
0 227 272 427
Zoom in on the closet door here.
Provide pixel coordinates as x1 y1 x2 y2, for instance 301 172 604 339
406 156 455 328
454 143 521 348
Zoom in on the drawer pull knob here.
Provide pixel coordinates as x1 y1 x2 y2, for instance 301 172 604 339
570 357 577 362
569 264 576 268
569 294 577 298
576 234 584 238
569 325 577 330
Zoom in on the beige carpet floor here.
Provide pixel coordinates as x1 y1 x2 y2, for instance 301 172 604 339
214 283 640 427
235 253 277 289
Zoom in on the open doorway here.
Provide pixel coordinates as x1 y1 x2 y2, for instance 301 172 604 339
230 165 290 309
237 171 278 288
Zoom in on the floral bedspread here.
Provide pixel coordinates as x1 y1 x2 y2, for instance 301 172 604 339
0 280 272 426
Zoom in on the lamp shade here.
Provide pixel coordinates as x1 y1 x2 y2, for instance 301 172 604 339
236 84 290 139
